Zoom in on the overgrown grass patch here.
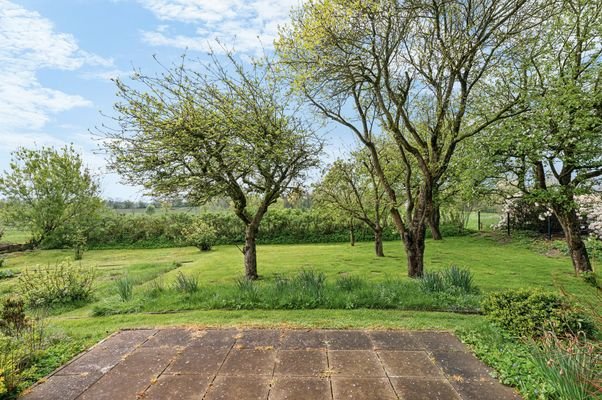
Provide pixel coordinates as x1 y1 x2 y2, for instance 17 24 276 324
92 272 482 316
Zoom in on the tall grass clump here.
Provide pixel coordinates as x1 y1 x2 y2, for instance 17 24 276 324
294 270 326 297
529 333 601 400
335 275 365 292
235 276 260 303
419 266 478 294
173 272 199 294
115 275 134 302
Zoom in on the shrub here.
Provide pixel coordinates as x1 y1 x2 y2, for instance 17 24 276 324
0 297 28 337
17 261 96 307
115 275 134 302
0 269 15 280
173 272 199 294
0 257 5 268
529 332 601 400
182 219 217 251
481 289 596 338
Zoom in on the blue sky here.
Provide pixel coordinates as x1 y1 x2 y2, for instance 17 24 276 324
0 0 350 200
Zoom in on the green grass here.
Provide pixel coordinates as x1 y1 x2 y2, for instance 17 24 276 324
1 233 600 399
1 227 30 244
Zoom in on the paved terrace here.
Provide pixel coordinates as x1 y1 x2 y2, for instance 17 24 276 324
23 329 521 400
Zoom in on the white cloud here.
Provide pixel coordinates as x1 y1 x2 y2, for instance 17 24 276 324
138 0 305 53
0 1 112 134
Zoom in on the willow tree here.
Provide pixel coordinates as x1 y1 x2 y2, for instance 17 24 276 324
277 0 537 277
102 54 321 279
489 0 601 273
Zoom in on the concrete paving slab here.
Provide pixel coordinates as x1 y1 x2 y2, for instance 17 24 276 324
220 349 276 376
449 377 523 400
274 349 328 376
325 330 372 350
281 330 327 349
432 351 493 379
390 377 461 400
142 328 195 348
143 374 212 400
414 331 467 352
21 372 101 400
167 346 229 375
378 350 443 377
369 331 424 350
235 329 283 349
269 377 332 400
204 376 271 400
23 329 522 400
328 350 386 377
331 377 397 400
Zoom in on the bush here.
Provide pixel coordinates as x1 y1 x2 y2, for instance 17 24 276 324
0 270 15 280
182 219 217 251
529 332 601 400
17 261 96 307
0 297 28 337
0 257 5 268
481 288 596 338
173 272 199 294
115 275 134 302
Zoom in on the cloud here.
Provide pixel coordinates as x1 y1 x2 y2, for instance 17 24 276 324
0 1 112 134
138 0 305 53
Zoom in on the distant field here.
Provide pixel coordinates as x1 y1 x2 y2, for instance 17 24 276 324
1 227 30 244
466 212 500 231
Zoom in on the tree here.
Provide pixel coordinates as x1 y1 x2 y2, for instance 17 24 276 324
488 0 601 273
0 146 102 247
277 0 536 277
102 53 322 279
314 149 391 256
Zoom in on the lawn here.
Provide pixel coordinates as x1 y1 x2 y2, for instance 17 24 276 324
1 233 599 399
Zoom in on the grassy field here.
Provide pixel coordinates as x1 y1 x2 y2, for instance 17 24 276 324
1 233 599 399
1 234 597 321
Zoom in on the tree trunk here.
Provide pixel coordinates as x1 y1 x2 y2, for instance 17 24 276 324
403 223 426 278
243 224 259 280
555 208 592 274
429 204 442 240
374 226 384 257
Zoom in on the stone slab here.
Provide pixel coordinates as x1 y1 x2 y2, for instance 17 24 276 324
328 350 385 377
220 349 276 376
269 377 332 400
390 377 461 400
143 374 212 400
378 350 443 377
274 349 328 376
369 331 424 350
325 330 373 350
204 376 271 400
331 377 397 400
414 331 467 352
281 330 328 349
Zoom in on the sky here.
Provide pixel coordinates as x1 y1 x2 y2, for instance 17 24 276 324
0 0 352 200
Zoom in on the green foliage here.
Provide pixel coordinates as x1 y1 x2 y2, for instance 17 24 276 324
0 297 28 337
419 266 478 294
0 313 47 398
529 333 601 400
458 324 552 400
419 271 446 293
0 270 14 280
0 258 4 268
173 272 199 294
182 219 216 251
115 275 134 302
481 289 596 338
581 272 600 289
0 146 102 248
335 275 365 292
17 261 96 308
145 204 156 215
